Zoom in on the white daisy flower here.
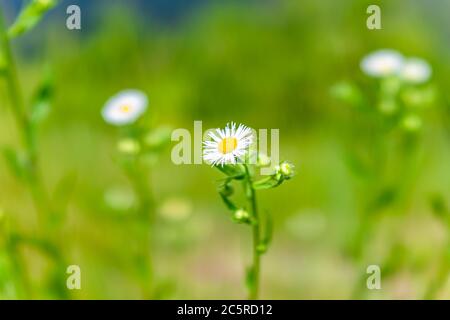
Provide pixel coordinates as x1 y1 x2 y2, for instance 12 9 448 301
360 49 404 77
102 89 148 125
203 122 253 166
400 58 432 84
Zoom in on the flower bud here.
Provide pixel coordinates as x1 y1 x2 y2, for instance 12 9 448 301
256 244 268 254
104 186 136 211
257 153 271 167
402 114 422 132
275 161 295 180
117 138 140 155
378 99 397 115
233 208 250 223
144 126 172 149
330 81 362 106
218 183 234 197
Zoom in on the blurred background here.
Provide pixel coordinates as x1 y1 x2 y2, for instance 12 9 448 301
0 0 450 299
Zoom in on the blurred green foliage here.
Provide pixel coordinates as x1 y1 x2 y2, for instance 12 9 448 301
0 0 450 299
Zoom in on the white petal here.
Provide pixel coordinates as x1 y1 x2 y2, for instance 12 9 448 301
401 58 432 83
102 89 148 125
360 49 404 77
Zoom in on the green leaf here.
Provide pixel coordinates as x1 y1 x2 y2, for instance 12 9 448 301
380 77 401 97
430 195 447 216
8 233 60 260
377 98 398 115
344 150 372 178
245 266 255 292
30 69 54 124
429 194 448 222
217 179 239 211
215 164 245 179
2 147 29 180
252 176 281 190
144 126 172 151
258 210 273 254
330 81 364 107
0 251 19 299
52 171 77 219
402 86 436 109
219 193 237 211
218 180 234 197
369 187 398 213
0 51 8 75
8 0 58 38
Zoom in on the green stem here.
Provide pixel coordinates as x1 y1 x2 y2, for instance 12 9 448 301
244 164 261 300
5 234 30 298
0 10 26 131
0 8 49 223
424 232 450 299
0 8 61 298
125 158 154 298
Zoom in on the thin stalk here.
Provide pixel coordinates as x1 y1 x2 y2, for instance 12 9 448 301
424 232 450 299
244 164 261 300
0 9 25 131
0 8 62 298
5 234 30 298
0 8 50 224
125 159 154 298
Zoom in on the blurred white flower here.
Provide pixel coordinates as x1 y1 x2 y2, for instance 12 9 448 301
401 58 432 84
203 122 253 166
360 49 404 77
102 89 148 125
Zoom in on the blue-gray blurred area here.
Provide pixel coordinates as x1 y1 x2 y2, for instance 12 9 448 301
1 0 449 45
1 0 227 26
0 0 216 59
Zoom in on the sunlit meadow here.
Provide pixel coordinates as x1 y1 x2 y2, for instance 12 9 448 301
0 0 450 299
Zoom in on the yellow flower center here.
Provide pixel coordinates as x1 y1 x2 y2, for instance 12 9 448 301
218 137 237 154
120 104 132 113
379 61 393 73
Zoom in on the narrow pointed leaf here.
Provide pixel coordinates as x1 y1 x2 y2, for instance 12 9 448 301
8 0 58 38
30 69 53 124
258 210 273 254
